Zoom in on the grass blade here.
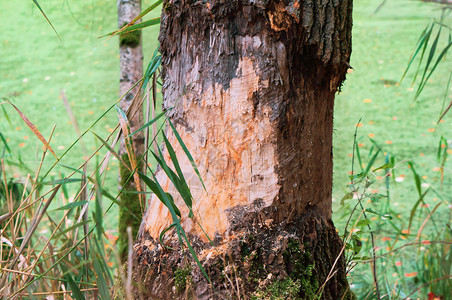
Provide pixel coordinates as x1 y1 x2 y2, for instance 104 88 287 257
362 149 381 178
160 135 193 209
101 0 163 37
32 0 63 44
1 105 13 128
93 255 110 300
117 18 161 34
128 0 163 27
138 172 181 217
41 178 82 185
60 263 85 300
0 101 58 159
406 190 429 234
168 119 206 192
0 132 11 154
92 132 131 172
116 105 143 210
400 23 432 83
128 110 166 138
9 185 61 271
438 72 452 123
408 162 422 197
159 223 176 248
355 138 363 172
416 40 452 100
50 200 88 212
101 189 141 221
143 49 162 90
415 25 442 99
410 23 434 87
93 166 104 239
102 18 161 38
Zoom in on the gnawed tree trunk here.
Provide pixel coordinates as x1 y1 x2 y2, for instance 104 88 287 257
133 0 353 298
117 0 144 262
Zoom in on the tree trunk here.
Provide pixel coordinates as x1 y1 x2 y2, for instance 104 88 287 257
117 0 144 262
133 0 354 298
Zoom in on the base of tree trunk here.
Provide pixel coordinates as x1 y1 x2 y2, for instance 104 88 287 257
131 211 354 299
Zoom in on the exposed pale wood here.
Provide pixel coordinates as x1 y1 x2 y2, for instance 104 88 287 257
141 57 279 239
139 0 352 242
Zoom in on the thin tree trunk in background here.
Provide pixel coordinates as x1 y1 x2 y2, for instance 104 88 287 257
133 1 354 298
117 0 143 263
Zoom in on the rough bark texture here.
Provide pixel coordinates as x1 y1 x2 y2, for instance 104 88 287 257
117 0 144 262
133 0 353 298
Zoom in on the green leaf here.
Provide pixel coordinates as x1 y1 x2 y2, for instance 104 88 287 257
365 179 375 189
0 132 11 154
168 119 207 192
93 166 104 238
138 172 181 218
411 23 434 87
52 220 91 240
58 164 88 176
354 256 372 261
356 219 371 227
1 105 13 128
355 138 364 172
150 149 191 214
407 189 429 233
143 48 162 89
370 193 387 202
162 134 193 210
32 0 63 44
416 40 452 100
101 189 140 221
103 18 161 37
121 18 161 33
139 171 211 284
408 162 422 196
372 163 394 172
93 257 110 300
92 132 131 172
50 201 88 212
414 24 442 100
365 208 392 220
159 223 176 249
128 111 166 138
438 72 452 123
362 149 381 177
102 0 163 37
401 23 433 83
340 192 353 205
133 0 164 23
41 178 83 185
351 235 362 255
60 264 84 300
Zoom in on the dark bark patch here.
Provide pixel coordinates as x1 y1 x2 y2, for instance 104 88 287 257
131 212 353 299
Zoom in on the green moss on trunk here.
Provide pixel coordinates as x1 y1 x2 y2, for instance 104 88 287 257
118 154 143 262
174 265 192 292
119 23 141 48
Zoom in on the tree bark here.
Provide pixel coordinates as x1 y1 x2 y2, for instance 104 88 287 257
133 0 354 298
117 0 144 262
